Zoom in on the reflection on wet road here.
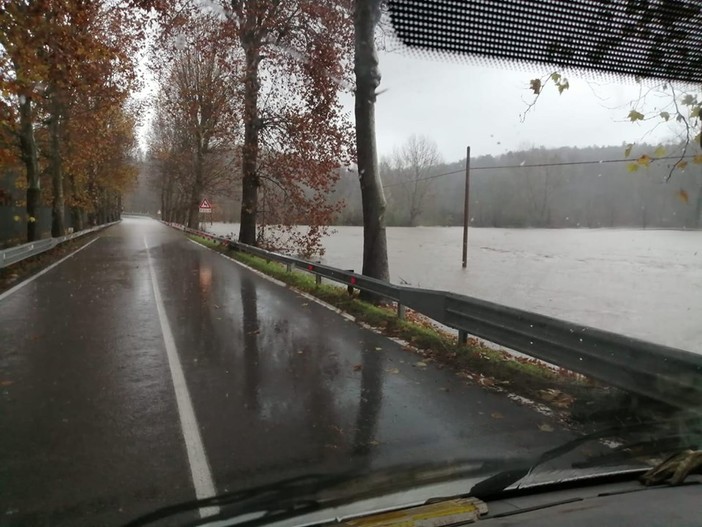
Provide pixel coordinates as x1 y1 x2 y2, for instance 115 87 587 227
0 218 571 525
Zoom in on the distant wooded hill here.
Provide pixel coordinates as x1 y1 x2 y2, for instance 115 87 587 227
333 144 702 229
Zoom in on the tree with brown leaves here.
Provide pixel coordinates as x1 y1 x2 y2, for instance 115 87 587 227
149 1 355 255
152 19 241 229
1 0 142 238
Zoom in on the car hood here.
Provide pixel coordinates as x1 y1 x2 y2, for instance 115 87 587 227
201 463 649 527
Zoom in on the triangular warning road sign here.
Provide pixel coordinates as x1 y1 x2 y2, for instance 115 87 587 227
199 198 212 209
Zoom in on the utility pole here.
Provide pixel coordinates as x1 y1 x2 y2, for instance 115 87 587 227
462 146 470 268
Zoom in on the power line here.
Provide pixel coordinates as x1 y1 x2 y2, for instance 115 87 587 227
382 168 464 187
381 154 698 189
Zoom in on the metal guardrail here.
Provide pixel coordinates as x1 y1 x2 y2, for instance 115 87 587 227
167 221 702 409
0 221 120 269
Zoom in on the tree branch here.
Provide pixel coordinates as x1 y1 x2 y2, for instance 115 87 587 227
668 83 690 182
521 72 554 123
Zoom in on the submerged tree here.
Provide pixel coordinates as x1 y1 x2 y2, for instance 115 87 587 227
387 134 442 226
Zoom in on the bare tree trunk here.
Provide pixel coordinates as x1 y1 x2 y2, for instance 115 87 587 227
354 0 389 291
18 95 41 241
694 185 702 229
238 40 260 245
409 179 421 226
187 186 201 229
162 172 174 222
187 146 204 229
49 96 65 237
161 180 167 221
68 174 83 231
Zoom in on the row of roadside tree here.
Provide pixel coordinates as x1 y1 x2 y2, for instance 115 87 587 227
1 1 143 242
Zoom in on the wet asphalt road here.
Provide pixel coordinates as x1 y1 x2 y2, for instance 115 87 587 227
0 218 572 526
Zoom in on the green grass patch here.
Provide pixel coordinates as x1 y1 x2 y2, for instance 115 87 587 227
188 233 609 417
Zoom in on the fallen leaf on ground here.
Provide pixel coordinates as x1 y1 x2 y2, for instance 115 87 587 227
478 376 496 387
539 423 554 432
491 412 504 419
374 347 382 351
415 361 427 367
538 388 575 408
386 367 400 374
353 364 363 372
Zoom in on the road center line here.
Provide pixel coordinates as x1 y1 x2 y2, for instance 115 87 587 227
0 236 99 303
144 237 218 517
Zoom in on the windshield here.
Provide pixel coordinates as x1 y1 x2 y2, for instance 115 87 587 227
1 1 701 526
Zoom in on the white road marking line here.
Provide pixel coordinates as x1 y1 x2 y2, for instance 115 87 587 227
144 237 218 518
0 237 100 303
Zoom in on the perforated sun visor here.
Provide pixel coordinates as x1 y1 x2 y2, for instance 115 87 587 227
387 0 702 83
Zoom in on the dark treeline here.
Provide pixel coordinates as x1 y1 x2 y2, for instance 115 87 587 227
126 142 702 231
123 157 241 223
333 143 702 229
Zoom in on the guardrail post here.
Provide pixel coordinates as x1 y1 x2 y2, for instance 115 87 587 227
286 262 293 272
315 274 322 286
346 270 355 296
458 330 468 345
397 303 406 319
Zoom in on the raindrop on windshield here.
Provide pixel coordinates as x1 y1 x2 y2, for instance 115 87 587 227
174 33 186 50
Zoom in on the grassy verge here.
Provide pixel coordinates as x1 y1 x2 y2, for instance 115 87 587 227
0 233 102 295
189 233 630 422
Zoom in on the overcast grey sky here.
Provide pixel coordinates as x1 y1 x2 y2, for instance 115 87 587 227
356 49 678 163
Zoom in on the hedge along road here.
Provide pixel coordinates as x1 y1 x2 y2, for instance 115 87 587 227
0 217 572 526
